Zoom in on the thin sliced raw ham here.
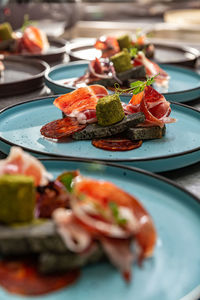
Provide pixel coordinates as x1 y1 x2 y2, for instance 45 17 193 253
126 86 176 127
40 117 86 139
94 36 120 58
0 147 50 186
134 51 169 87
92 139 142 151
53 208 92 253
22 26 49 54
53 85 108 121
73 178 157 259
101 238 134 282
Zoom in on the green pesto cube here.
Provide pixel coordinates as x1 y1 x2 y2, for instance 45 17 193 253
110 49 133 73
117 34 131 51
0 174 35 224
96 94 125 126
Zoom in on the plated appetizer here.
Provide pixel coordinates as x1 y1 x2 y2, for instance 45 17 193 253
0 147 156 295
64 47 169 92
94 33 154 59
41 83 175 151
0 21 49 55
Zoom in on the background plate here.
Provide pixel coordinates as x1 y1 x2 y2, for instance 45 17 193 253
0 96 200 172
0 56 49 97
1 37 68 65
45 61 200 102
0 158 199 299
69 42 199 68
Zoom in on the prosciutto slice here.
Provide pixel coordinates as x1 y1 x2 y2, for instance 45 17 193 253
53 85 108 124
94 36 120 58
0 147 50 186
20 26 49 54
134 51 170 88
126 86 176 127
51 174 157 281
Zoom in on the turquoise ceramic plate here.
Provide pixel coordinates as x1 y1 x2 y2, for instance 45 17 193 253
0 96 200 173
1 158 200 300
45 61 200 102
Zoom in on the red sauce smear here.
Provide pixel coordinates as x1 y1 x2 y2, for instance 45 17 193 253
0 259 79 296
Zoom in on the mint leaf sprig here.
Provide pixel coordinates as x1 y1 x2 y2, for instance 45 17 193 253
114 74 158 95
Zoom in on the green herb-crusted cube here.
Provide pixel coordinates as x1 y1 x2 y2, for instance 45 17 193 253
0 175 35 224
0 23 13 40
96 94 125 126
117 35 131 50
110 49 132 73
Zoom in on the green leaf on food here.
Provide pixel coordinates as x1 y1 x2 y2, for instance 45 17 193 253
109 202 127 226
57 171 79 193
21 14 37 32
129 47 138 58
114 74 158 96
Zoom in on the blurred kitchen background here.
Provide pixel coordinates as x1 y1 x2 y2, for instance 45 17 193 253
1 0 200 47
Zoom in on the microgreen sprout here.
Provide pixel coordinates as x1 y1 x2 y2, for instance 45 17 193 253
109 202 127 226
21 14 37 32
114 74 158 95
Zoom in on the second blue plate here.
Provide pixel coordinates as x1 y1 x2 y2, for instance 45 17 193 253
45 61 200 102
0 96 200 172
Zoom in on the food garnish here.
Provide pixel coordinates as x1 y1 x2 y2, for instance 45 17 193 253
0 147 157 295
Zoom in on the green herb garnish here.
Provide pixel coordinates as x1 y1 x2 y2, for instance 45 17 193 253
129 47 138 58
109 202 127 226
135 27 142 40
21 14 37 32
57 171 78 193
114 74 158 95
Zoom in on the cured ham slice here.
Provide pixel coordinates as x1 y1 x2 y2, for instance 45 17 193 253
0 147 50 186
126 86 176 127
72 178 157 257
101 238 134 282
94 36 120 58
21 26 49 54
134 51 169 88
92 138 142 151
40 117 86 139
53 208 92 253
53 85 108 124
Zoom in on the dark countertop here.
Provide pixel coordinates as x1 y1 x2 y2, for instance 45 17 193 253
0 63 200 200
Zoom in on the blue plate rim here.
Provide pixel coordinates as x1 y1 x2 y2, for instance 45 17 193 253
0 95 200 162
45 60 200 96
39 157 200 205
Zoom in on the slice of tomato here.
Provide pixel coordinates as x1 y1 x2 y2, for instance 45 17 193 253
92 139 142 151
40 117 86 139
